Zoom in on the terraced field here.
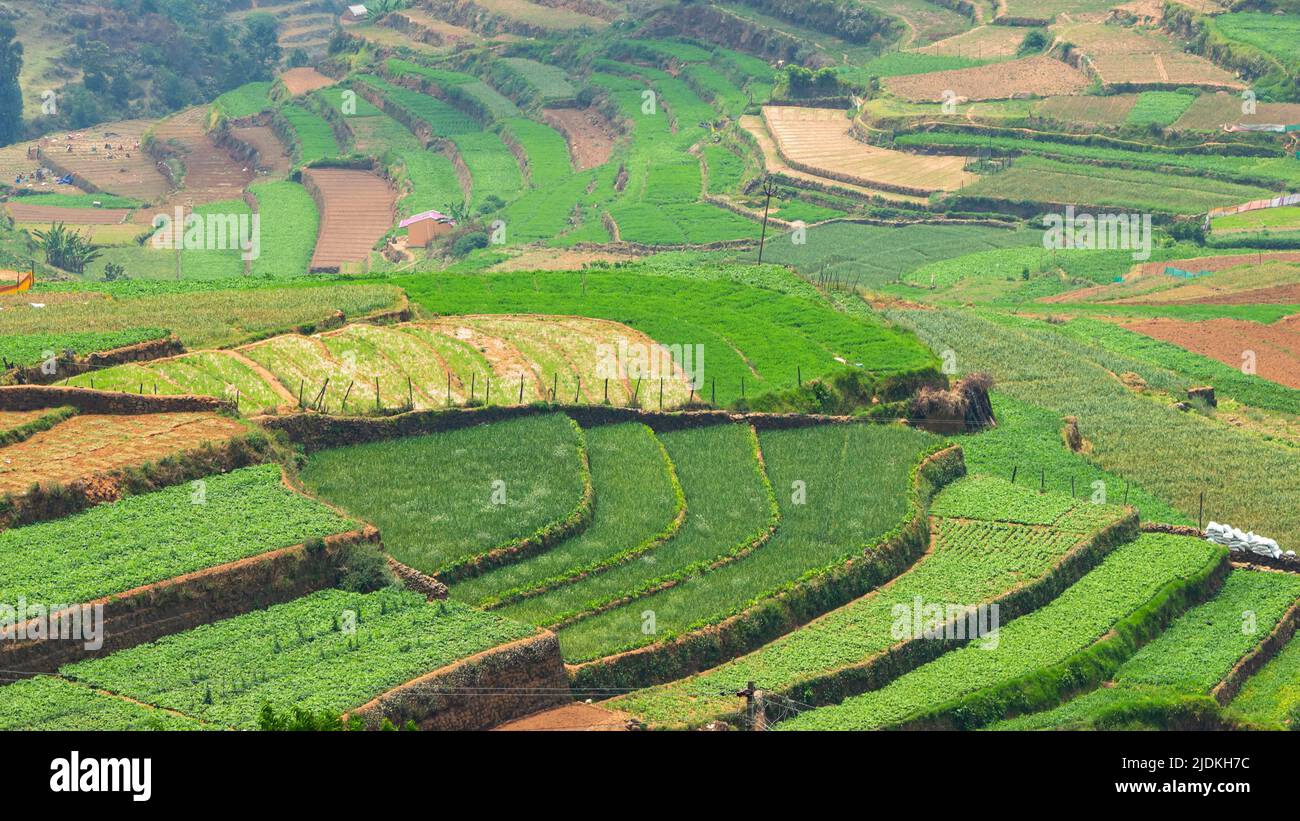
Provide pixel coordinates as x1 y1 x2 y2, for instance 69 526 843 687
301 168 396 270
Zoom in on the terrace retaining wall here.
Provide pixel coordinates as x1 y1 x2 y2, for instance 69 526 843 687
0 529 380 678
7 336 185 386
1212 597 1300 706
0 384 231 414
347 631 572 730
256 403 913 453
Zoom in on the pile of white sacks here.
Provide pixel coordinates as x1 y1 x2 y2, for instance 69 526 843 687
1205 522 1295 560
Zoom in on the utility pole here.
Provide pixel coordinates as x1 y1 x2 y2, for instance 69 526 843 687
757 177 778 263
733 681 766 731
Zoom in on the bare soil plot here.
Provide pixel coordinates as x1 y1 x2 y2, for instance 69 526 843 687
0 409 59 432
761 106 976 193
385 9 479 46
543 107 615 171
915 24 1026 60
882 56 1090 102
4 204 132 224
1174 93 1300 131
1106 261 1300 305
1033 93 1139 125
1116 315 1300 390
739 115 928 204
472 0 609 30
1055 21 1243 89
229 124 292 178
279 67 337 97
301 168 396 271
489 248 642 271
35 120 170 203
0 412 248 496
151 107 256 207
493 702 631 731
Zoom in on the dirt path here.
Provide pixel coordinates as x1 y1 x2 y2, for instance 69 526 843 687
218 349 298 405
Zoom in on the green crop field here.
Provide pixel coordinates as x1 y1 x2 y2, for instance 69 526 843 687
300 414 589 576
280 104 340 164
249 181 319 278
393 263 939 407
0 465 353 606
60 589 538 729
452 423 682 608
0 676 208 731
0 328 168 367
5 0 1298 744
554 423 938 662
2 282 403 350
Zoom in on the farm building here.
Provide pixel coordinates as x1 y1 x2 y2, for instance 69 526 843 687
400 209 457 247
343 4 368 22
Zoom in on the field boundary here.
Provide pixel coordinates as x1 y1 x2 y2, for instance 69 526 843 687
8 336 185 386
896 545 1232 730
1212 596 1300 706
0 384 231 415
255 403 934 453
435 417 596 583
0 528 380 678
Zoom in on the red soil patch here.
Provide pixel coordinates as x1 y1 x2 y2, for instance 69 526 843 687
0 412 248 495
492 702 632 731
301 168 396 270
543 107 615 171
280 67 336 96
4 204 132 224
229 124 292 178
1117 315 1300 390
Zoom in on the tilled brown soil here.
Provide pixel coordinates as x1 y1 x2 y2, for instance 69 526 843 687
1117 315 1300 390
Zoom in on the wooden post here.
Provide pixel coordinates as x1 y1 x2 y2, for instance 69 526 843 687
1123 481 1129 506
797 366 801 387
342 381 353 413
470 372 476 401
519 374 524 404
1199 491 1204 530
448 372 452 407
486 376 491 404
632 377 641 407
407 376 413 409
574 377 581 404
741 376 745 399
299 379 304 409
1040 467 1045 492
659 378 664 410
375 377 380 410
711 377 716 406
603 378 608 404
1011 466 1018 484
552 373 557 402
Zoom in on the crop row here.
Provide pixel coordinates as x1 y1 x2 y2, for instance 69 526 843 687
993 569 1300 729
59 588 538 729
0 464 355 606
779 533 1223 730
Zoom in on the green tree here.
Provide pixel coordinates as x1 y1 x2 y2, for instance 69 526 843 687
0 21 23 147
